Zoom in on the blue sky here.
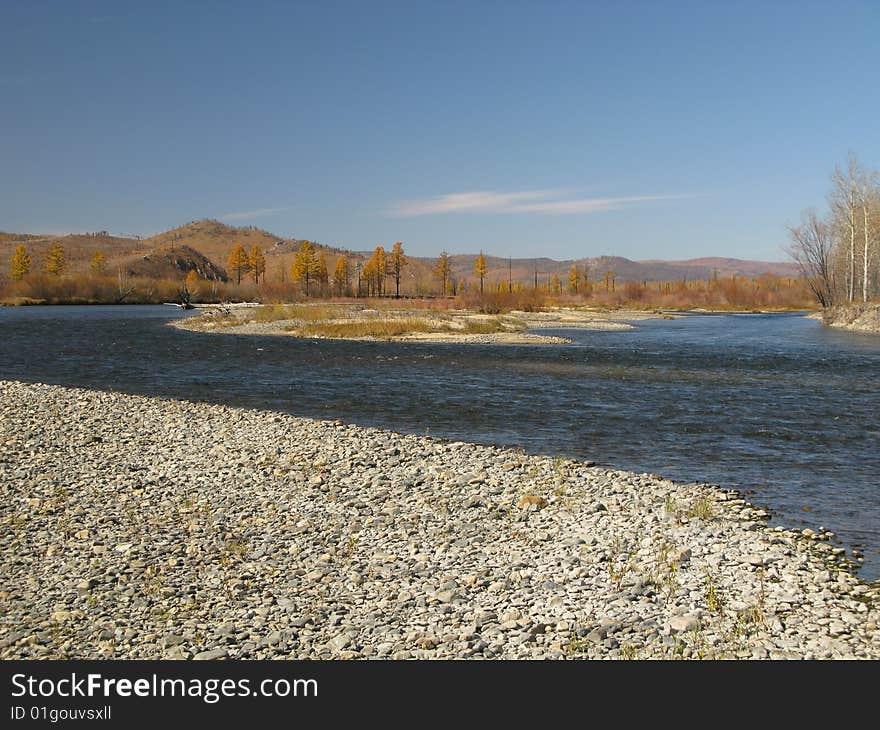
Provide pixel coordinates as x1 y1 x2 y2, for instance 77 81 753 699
2 0 878 261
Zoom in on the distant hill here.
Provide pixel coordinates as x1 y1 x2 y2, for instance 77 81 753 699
0 219 354 281
1 218 798 289
400 253 800 288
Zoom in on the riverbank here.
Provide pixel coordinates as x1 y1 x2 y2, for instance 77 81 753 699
821 303 880 334
1 380 876 659
171 303 666 344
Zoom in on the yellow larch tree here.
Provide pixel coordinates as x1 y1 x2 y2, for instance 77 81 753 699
249 245 266 285
568 264 580 294
45 242 65 276
291 240 321 296
332 256 350 297
90 250 106 276
474 251 488 294
434 251 452 296
10 244 31 280
227 243 250 285
364 246 387 297
389 241 407 297
315 256 329 297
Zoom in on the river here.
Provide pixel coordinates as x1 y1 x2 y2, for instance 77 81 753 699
1 305 878 579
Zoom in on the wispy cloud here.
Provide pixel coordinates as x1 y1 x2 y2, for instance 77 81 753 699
387 190 689 217
220 207 290 222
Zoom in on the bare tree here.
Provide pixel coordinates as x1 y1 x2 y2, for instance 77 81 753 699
861 169 880 302
115 267 135 304
787 209 835 307
830 156 860 302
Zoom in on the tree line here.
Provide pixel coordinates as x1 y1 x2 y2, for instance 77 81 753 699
788 154 879 307
5 234 814 311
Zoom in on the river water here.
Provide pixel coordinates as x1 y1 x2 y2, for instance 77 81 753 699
2 305 878 579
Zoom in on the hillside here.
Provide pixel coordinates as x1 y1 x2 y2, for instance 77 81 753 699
0 219 355 282
125 245 228 281
2 219 798 292
0 231 145 274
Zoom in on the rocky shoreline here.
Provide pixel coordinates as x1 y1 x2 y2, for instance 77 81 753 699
1 380 877 659
821 303 880 334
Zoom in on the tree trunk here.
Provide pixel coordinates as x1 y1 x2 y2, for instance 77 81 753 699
864 202 870 303
849 192 855 302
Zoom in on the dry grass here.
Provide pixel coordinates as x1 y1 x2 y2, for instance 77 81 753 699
288 318 437 338
0 296 45 306
461 317 521 334
286 314 513 339
248 303 344 322
364 297 461 311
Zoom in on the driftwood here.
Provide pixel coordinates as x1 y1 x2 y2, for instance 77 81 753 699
166 281 195 309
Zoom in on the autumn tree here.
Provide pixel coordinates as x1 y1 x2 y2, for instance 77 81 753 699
249 245 266 285
185 269 200 292
361 259 376 296
434 251 452 296
604 269 616 292
332 256 351 296
364 246 388 297
45 242 65 276
291 240 321 296
568 264 580 294
474 250 488 294
227 243 250 285
550 273 561 294
90 250 106 276
389 241 407 297
315 256 329 297
9 244 30 280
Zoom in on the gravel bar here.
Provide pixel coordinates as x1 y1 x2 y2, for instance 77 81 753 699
1 380 877 659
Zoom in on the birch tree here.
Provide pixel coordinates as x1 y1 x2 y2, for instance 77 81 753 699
860 170 879 302
830 156 862 302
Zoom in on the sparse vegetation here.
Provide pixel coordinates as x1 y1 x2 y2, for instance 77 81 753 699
705 573 724 614
686 496 714 521
285 314 513 339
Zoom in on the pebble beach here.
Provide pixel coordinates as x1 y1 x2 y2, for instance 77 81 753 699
1 380 877 660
